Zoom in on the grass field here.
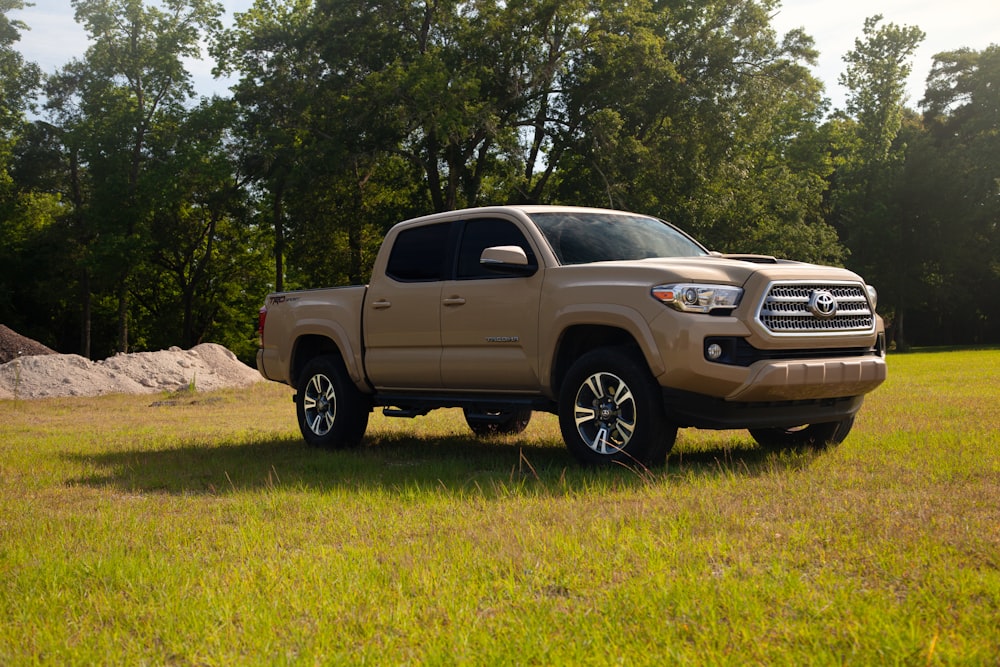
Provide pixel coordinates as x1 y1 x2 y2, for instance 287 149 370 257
1 349 998 665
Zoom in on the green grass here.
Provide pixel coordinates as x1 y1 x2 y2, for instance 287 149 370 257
1 350 998 665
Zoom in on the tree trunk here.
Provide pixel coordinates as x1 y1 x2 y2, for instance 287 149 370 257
182 285 195 348
273 180 286 293
349 160 371 285
79 268 91 359
893 308 909 352
116 278 129 353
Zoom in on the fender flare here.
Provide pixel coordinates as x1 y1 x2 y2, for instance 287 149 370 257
542 303 665 390
289 318 366 389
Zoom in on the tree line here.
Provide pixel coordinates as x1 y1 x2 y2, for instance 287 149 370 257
0 0 997 363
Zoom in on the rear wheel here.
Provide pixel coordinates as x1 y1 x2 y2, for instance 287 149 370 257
558 348 676 466
463 407 532 437
296 354 369 449
749 416 855 452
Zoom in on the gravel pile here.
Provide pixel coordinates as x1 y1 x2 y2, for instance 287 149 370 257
0 324 57 363
0 326 262 400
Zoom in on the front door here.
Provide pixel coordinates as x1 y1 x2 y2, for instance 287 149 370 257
440 217 543 390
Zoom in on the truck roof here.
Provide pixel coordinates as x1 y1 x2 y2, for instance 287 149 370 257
395 205 649 227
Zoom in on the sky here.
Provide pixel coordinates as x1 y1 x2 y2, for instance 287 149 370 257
10 0 1000 111
768 0 1000 109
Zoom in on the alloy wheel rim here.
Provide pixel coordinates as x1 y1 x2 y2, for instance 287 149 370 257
572 371 636 454
303 373 337 436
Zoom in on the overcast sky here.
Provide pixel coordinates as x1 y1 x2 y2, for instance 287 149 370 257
11 0 1000 111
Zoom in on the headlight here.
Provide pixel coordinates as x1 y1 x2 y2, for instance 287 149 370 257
866 285 878 310
651 283 743 313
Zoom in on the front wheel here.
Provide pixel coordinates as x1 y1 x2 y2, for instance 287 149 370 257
296 355 370 449
558 348 676 466
749 416 855 452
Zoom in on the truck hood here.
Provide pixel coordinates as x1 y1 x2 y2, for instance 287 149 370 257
590 256 866 287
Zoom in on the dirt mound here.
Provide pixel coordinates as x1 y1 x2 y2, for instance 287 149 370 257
0 343 263 400
0 324 57 363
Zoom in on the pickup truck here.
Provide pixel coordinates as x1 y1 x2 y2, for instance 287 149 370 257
257 205 886 465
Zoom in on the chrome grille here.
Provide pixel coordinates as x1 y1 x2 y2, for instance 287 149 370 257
757 282 875 335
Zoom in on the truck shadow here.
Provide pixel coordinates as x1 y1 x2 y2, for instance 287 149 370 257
64 431 814 497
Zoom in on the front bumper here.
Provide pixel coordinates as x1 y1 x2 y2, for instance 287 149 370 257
722 355 886 402
646 307 886 428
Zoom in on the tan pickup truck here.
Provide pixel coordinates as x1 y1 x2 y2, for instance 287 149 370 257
257 205 886 465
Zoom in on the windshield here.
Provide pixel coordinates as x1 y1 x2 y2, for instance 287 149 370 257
529 211 708 265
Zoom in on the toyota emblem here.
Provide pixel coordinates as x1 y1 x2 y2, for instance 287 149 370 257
807 290 838 319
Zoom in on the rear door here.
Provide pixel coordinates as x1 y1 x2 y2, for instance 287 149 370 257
440 217 543 390
363 221 450 389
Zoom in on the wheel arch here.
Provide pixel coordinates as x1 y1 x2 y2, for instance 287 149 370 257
550 323 658 397
290 333 358 389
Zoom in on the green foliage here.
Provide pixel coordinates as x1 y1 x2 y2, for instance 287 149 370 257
64 0 226 353
0 0 51 341
548 0 843 261
901 46 1000 344
827 15 926 348
0 0 40 130
20 0 244 358
828 16 998 347
216 0 850 276
1 0 998 353
840 15 926 161
134 98 271 358
0 190 65 344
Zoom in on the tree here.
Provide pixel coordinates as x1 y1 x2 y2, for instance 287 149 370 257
906 45 1000 344
212 0 320 292
550 0 842 261
0 0 39 130
0 0 56 343
42 0 223 354
830 15 925 348
219 0 848 294
133 98 270 357
217 0 445 289
840 16 925 162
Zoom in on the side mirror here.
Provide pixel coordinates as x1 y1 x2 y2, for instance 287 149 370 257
480 245 537 276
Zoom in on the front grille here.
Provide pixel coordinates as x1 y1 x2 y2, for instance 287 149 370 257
756 282 875 335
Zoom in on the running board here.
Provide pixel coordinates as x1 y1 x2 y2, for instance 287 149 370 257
376 393 556 419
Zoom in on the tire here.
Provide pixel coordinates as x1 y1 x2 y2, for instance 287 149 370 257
558 348 676 466
749 416 855 452
463 407 532 437
295 354 370 449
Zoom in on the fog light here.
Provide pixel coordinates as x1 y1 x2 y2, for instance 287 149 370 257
706 343 723 361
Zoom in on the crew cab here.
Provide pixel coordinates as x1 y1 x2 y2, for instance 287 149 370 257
257 205 886 465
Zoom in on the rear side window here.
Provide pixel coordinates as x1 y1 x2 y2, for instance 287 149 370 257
456 218 536 279
385 223 451 282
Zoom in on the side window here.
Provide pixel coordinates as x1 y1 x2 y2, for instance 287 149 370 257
385 223 451 282
456 218 536 279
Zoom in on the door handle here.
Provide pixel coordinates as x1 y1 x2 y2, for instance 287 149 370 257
442 296 466 306
371 299 392 309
